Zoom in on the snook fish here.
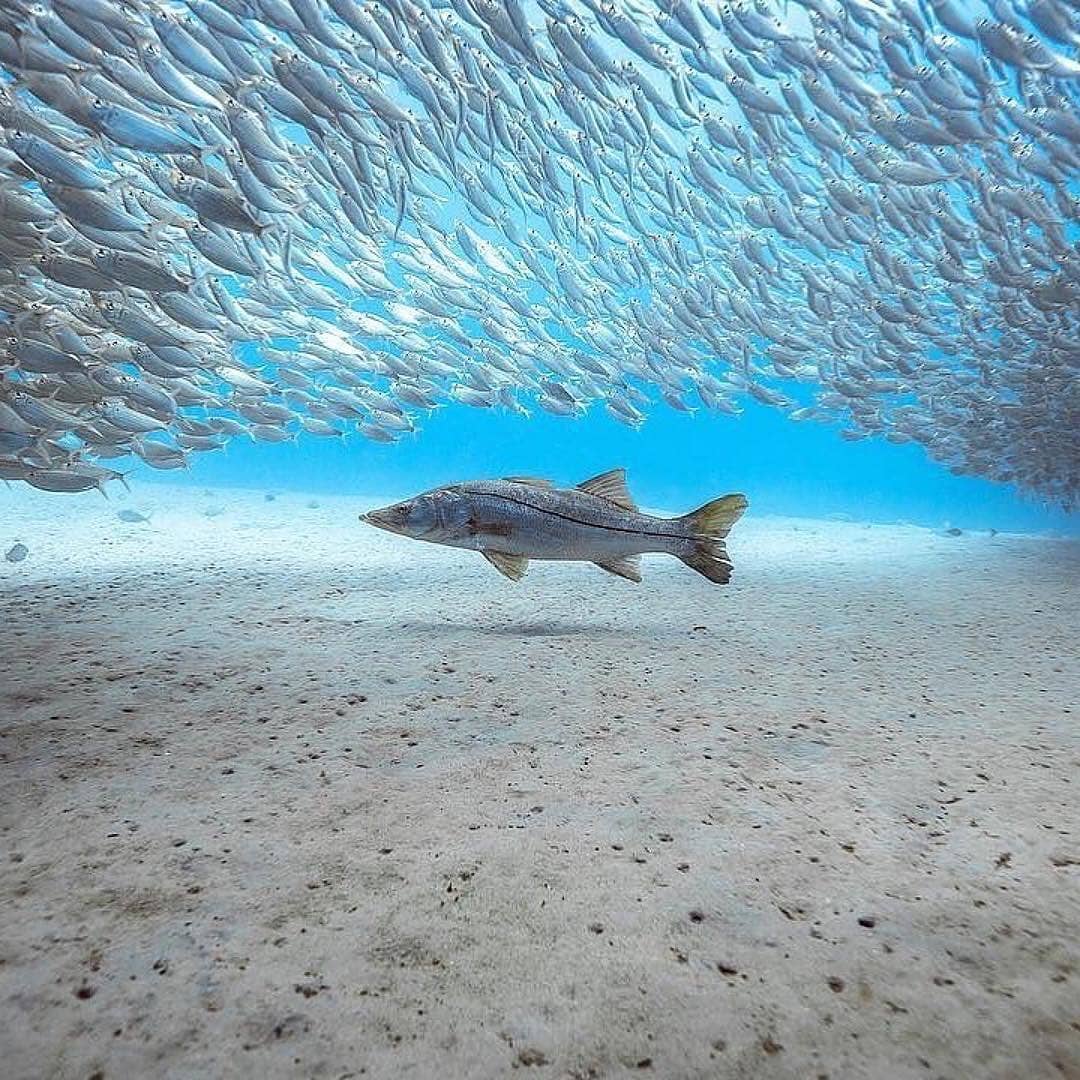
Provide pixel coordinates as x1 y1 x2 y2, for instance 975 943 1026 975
361 469 747 584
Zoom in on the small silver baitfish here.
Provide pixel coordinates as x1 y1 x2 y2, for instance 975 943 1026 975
361 468 747 584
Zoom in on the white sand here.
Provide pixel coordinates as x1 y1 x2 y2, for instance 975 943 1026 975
1 484 1077 1080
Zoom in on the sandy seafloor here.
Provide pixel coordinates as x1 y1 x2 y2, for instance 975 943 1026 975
0 483 1077 1080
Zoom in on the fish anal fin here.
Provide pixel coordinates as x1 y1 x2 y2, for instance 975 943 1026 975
503 475 553 488
593 553 641 582
577 467 637 510
482 550 528 581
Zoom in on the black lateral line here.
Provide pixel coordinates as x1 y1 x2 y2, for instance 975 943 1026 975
489 490 686 540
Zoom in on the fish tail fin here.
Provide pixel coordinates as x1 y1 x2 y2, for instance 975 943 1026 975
680 493 748 539
677 493 748 585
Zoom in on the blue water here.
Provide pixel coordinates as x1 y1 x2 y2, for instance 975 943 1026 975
142 399 1076 536
24 0 1067 538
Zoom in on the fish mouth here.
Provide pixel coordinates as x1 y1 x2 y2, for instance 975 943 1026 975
360 505 405 533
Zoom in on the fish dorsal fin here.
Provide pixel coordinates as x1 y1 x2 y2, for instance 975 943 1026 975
482 550 528 581
503 476 553 488
593 553 642 582
577 468 637 511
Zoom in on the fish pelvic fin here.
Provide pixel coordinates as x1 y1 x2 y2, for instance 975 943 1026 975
678 493 748 585
593 553 641 583
482 550 528 581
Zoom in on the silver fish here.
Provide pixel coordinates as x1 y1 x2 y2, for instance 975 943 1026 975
362 469 748 584
0 0 1073 510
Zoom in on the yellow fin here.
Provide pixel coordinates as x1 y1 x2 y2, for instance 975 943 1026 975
577 467 637 510
593 554 642 582
679 545 734 584
677 493 747 586
482 550 528 580
681 493 748 537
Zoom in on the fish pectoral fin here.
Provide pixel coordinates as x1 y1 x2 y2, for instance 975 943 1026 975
482 550 529 581
467 517 513 537
577 467 637 511
593 553 642 582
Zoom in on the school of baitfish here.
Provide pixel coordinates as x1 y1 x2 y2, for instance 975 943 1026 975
0 0 1077 503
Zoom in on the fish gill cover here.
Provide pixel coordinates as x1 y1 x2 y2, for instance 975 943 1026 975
0 0 1077 505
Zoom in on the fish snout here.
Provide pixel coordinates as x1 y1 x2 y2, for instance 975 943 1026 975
361 503 409 532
